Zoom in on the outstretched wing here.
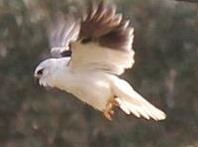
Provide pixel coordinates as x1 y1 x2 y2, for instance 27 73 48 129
47 13 80 57
69 1 135 75
111 76 166 121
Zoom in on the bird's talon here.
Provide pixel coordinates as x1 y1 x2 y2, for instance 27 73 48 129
103 97 117 121
103 110 112 121
110 110 114 115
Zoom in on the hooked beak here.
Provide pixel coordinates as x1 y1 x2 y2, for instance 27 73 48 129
34 69 41 85
34 75 40 85
34 67 44 84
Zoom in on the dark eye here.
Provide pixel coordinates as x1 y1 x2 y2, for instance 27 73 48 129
37 68 44 75
81 37 92 44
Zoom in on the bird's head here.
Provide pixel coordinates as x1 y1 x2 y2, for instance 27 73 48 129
34 57 70 87
34 59 55 87
34 57 70 88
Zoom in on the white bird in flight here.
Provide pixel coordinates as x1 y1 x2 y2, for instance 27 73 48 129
34 1 166 121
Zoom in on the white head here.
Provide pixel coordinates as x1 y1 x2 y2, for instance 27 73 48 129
34 57 70 88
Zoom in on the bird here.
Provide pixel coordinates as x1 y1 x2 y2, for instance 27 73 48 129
34 1 166 121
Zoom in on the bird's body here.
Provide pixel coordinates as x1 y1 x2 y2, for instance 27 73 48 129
51 59 112 111
34 1 166 121
58 69 112 111
37 56 166 120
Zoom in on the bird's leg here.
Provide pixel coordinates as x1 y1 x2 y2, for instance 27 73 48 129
103 97 118 121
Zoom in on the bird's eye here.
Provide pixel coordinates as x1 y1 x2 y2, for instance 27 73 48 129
37 68 44 75
81 37 92 44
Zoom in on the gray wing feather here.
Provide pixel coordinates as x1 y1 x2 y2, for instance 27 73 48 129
47 13 80 57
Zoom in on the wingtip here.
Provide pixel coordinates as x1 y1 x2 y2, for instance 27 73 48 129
150 109 167 121
157 112 167 121
116 97 167 121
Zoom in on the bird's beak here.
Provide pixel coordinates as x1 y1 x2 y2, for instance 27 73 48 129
34 76 40 85
34 70 40 85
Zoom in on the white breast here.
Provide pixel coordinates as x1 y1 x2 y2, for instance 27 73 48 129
54 69 112 111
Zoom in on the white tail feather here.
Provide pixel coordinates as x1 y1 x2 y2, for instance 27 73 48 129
111 76 166 121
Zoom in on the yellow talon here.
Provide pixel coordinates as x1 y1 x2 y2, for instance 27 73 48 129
103 97 118 121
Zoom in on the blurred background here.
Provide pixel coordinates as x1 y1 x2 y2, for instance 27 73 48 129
0 0 198 147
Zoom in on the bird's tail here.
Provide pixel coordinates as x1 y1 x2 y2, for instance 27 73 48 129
111 77 166 121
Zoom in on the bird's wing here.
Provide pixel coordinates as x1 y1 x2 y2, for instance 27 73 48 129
111 76 166 121
47 13 80 57
69 1 135 75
